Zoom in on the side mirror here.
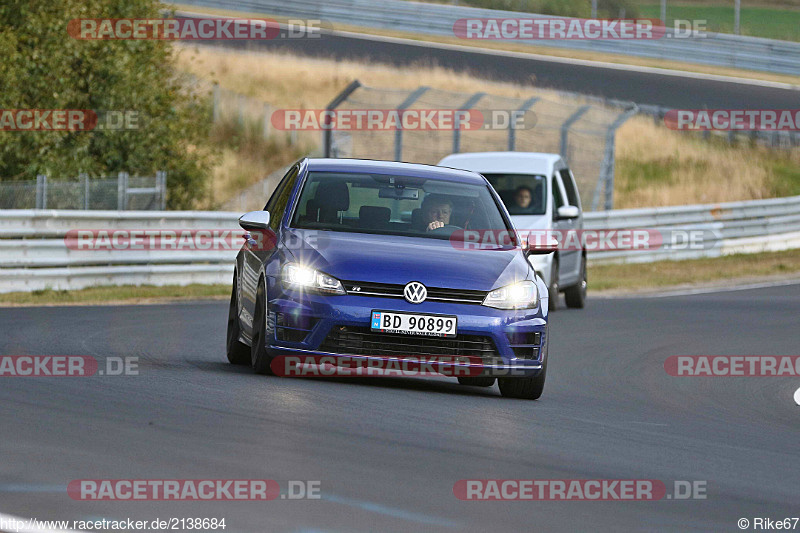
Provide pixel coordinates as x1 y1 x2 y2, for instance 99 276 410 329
522 234 558 256
556 205 580 220
239 211 271 231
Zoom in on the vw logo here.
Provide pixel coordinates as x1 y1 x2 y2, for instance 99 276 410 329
404 281 427 304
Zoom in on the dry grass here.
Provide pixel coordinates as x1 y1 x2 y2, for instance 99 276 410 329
175 45 800 210
615 117 800 207
590 248 800 292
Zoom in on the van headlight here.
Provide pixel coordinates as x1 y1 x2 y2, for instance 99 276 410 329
282 263 345 295
482 281 539 309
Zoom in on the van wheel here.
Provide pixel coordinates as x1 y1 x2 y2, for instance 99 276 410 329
565 256 587 309
548 258 559 312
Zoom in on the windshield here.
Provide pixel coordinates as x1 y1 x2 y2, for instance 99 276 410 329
482 173 547 216
291 171 511 240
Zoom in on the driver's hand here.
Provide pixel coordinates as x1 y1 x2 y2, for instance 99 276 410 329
427 221 445 231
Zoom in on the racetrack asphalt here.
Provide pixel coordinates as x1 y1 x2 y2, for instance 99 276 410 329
0 283 798 531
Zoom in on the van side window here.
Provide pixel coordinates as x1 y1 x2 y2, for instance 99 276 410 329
560 168 580 207
552 174 565 213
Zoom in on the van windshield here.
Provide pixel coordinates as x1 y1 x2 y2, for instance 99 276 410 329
482 173 547 216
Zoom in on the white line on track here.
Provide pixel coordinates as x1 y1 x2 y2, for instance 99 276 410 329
175 11 800 91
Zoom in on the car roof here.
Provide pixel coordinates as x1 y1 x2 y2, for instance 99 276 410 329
305 158 487 184
438 152 563 175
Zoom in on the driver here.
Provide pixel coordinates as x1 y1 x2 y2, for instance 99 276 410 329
421 195 454 232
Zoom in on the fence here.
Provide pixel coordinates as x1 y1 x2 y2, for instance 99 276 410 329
0 173 167 211
2 194 800 292
324 82 638 211
179 0 800 76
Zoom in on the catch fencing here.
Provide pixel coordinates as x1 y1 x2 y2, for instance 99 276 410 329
0 173 167 211
324 82 638 211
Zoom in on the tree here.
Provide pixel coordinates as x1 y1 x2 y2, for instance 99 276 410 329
0 0 215 208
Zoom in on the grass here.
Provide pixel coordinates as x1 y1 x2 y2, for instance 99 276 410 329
589 248 800 292
0 284 230 306
638 2 800 41
176 45 800 209
3 249 800 305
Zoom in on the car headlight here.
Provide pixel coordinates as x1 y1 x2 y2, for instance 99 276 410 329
282 264 345 295
482 280 539 309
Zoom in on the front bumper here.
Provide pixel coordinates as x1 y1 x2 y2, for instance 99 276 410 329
266 289 548 378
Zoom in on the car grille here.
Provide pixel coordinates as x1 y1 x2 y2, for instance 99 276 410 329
341 280 486 305
320 325 501 359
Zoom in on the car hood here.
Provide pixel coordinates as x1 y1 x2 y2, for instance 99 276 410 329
284 229 531 291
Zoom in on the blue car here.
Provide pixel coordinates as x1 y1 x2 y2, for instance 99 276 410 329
226 158 553 399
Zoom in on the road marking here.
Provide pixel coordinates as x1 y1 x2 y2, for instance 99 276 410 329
322 493 460 528
175 10 800 91
794 387 800 406
0 512 86 533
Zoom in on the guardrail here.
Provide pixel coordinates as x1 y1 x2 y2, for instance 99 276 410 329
584 195 800 264
0 210 241 293
179 0 800 75
1 195 799 292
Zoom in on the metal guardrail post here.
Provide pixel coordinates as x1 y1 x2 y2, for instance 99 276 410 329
117 172 129 210
559 105 590 161
156 171 167 210
79 173 89 210
508 97 539 151
323 80 361 158
591 106 639 211
35 174 47 210
452 92 485 154
394 86 429 162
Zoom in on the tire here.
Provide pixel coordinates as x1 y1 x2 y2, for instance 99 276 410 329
564 255 587 309
548 257 559 312
250 279 274 375
226 274 250 365
498 337 548 400
457 376 496 387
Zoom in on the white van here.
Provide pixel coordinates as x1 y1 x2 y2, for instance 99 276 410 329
438 152 586 311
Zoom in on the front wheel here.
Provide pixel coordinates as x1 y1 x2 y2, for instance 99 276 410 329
498 339 548 400
250 280 274 375
226 275 250 365
564 256 587 309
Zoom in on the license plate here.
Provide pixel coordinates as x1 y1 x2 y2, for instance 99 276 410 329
371 311 457 338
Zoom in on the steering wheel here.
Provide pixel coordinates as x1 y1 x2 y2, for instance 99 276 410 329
428 224 462 235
